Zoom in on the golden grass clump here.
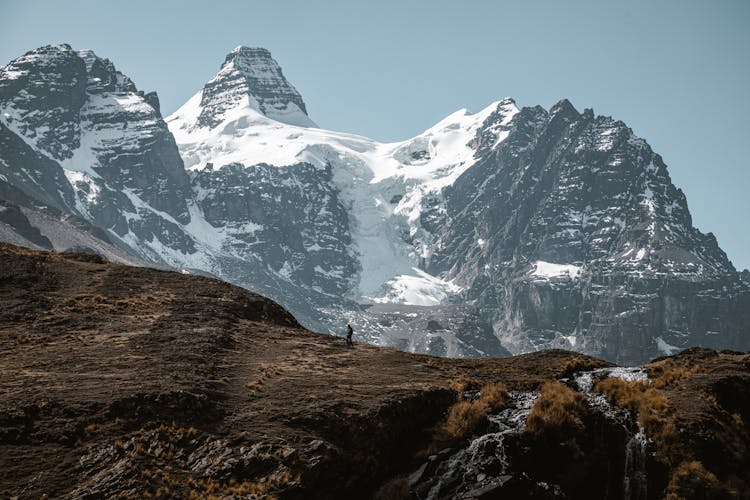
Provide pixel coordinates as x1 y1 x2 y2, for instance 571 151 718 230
524 381 588 436
245 362 283 394
433 381 508 446
645 358 702 389
185 469 299 499
593 377 682 465
441 400 487 442
53 292 172 315
593 378 668 418
447 375 481 394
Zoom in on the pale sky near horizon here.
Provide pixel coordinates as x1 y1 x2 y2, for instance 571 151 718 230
1 0 748 269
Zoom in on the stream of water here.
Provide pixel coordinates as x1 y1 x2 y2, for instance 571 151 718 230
574 367 649 500
410 391 539 499
409 367 650 499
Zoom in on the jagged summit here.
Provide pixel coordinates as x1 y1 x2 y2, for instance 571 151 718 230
186 45 316 129
223 46 282 76
75 49 138 94
0 44 193 253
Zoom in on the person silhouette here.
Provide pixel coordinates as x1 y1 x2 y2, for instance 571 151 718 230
346 324 353 346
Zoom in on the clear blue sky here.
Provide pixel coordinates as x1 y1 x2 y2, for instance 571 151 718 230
1 1 748 269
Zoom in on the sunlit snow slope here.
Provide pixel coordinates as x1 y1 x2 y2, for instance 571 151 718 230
167 46 519 304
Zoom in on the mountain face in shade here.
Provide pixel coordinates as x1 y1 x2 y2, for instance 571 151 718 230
0 44 748 364
0 44 196 263
423 100 750 362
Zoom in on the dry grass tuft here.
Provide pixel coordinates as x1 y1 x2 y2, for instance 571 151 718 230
524 381 588 436
646 358 703 389
119 423 300 499
51 292 175 315
447 375 481 394
246 362 282 394
430 381 508 449
593 377 681 465
593 378 668 418
185 469 299 498
440 401 486 443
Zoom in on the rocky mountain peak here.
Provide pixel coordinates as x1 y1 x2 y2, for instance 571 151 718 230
487 97 519 122
0 43 193 255
0 44 87 160
76 49 137 94
222 46 275 73
469 97 520 152
548 98 580 122
195 45 316 129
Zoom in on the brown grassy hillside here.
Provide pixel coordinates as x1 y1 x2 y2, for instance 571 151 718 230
0 243 747 498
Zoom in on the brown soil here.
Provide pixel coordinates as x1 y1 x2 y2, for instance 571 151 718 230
645 349 750 497
0 242 746 499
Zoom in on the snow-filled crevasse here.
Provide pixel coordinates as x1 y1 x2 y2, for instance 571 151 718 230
573 367 649 500
408 391 540 499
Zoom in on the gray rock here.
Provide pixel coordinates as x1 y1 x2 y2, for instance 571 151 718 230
425 99 750 363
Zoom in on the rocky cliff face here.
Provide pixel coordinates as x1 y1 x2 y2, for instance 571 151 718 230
0 44 747 363
424 100 750 363
192 161 356 297
0 44 196 263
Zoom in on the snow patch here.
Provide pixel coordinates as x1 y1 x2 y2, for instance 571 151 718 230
531 261 582 279
371 268 462 306
656 336 681 356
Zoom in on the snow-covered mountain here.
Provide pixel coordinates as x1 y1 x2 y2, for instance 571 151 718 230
168 50 519 306
1 44 748 363
0 44 197 263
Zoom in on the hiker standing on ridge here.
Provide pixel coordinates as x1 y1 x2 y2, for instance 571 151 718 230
346 324 354 346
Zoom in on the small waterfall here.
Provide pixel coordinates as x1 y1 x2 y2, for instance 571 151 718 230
623 428 648 500
408 367 650 499
573 367 647 423
574 367 649 500
409 391 539 500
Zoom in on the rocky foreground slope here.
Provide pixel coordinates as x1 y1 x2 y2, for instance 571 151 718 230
1 243 748 498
